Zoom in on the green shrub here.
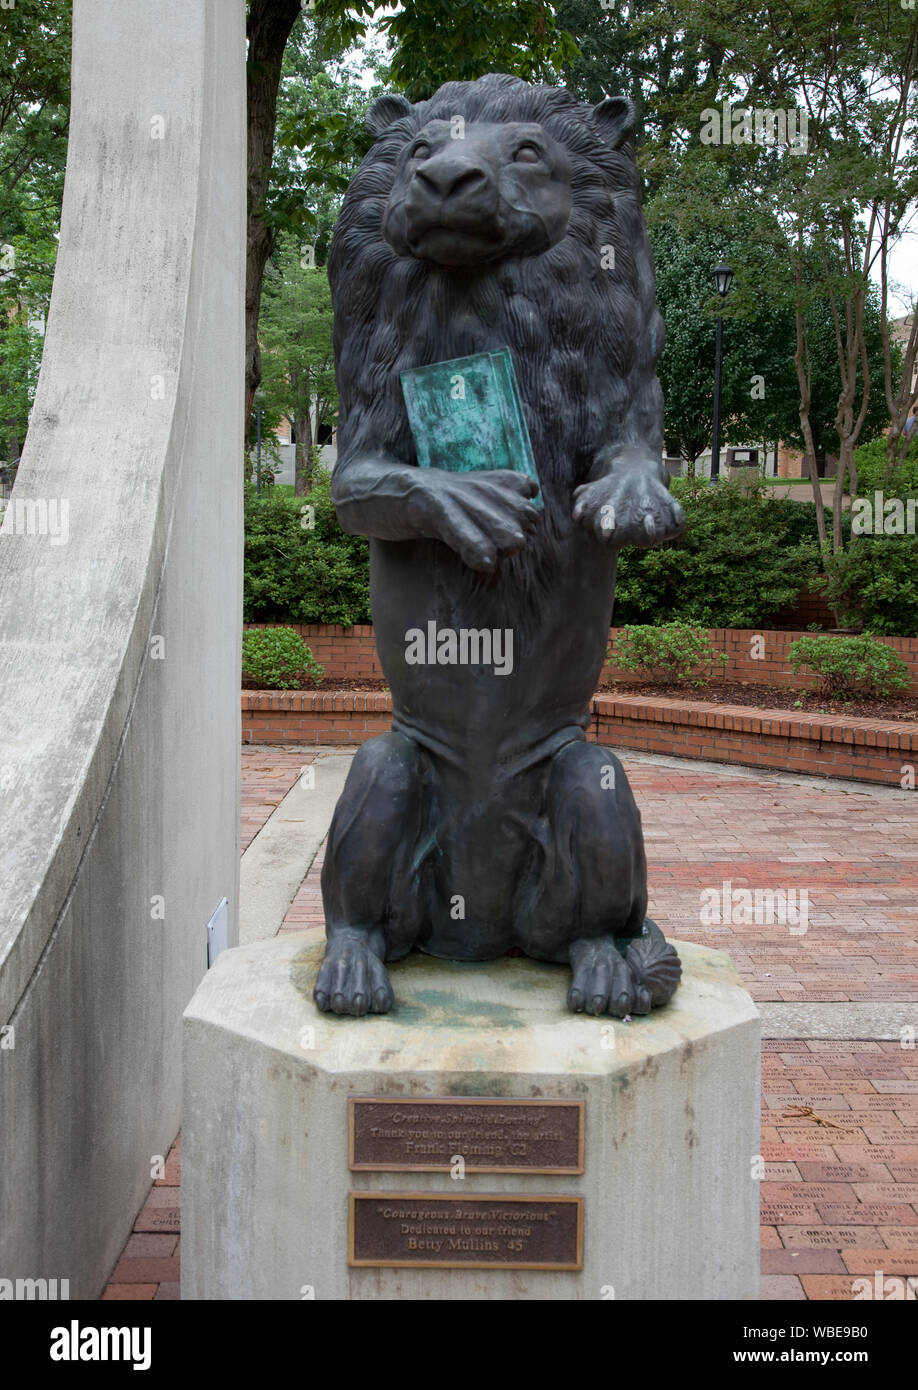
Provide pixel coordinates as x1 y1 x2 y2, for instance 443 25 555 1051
787 633 910 699
244 468 371 627
815 536 918 636
612 477 821 628
852 435 918 496
611 622 728 686
241 626 324 690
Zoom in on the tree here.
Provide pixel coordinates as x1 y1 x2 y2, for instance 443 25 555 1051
650 214 799 468
553 0 727 173
0 0 70 466
612 0 918 561
379 0 578 102
258 247 337 494
245 0 377 441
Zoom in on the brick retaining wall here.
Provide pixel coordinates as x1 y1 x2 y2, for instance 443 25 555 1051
246 622 918 695
246 623 384 680
592 695 917 787
241 690 918 788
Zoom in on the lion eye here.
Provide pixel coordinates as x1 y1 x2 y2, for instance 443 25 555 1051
411 142 431 160
514 144 541 163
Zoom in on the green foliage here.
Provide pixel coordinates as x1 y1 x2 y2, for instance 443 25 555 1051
379 0 580 102
241 626 324 690
613 478 820 628
244 468 371 627
815 538 918 637
788 634 910 700
257 255 336 492
611 622 728 686
0 0 70 463
808 438 918 636
267 22 377 258
553 0 714 156
648 209 893 469
852 436 918 498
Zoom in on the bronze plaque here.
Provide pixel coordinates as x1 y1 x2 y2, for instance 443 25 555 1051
348 1096 584 1174
348 1192 583 1270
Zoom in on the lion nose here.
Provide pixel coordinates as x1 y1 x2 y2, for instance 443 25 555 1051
416 154 490 202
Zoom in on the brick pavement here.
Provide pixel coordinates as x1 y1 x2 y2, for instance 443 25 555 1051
240 746 315 851
100 746 918 1300
101 1136 181 1300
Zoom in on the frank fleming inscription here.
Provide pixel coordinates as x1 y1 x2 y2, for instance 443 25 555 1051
348 1097 585 1174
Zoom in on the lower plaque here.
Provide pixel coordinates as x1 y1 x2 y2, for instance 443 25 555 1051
348 1192 583 1270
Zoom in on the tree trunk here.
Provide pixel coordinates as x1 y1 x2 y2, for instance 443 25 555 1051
293 410 313 496
792 265 827 550
245 0 303 447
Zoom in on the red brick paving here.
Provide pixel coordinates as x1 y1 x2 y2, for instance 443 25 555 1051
100 746 918 1300
758 1042 918 1299
240 746 315 851
102 1136 181 1299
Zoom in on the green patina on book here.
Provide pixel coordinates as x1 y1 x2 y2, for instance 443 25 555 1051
400 348 542 508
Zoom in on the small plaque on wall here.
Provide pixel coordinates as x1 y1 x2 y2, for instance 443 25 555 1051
348 1097 584 1174
348 1192 583 1270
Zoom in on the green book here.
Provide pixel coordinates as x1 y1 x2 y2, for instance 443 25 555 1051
400 348 542 508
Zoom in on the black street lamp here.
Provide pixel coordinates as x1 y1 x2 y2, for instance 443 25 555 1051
710 262 734 481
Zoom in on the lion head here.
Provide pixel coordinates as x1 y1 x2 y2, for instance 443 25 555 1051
380 113 575 268
329 73 662 489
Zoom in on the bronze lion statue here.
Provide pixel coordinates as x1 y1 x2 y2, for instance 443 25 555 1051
315 73 684 1018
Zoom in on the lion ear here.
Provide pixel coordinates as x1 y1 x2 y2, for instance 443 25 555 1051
365 93 414 139
592 95 636 150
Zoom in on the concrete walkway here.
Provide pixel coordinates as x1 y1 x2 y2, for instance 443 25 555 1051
101 744 918 1301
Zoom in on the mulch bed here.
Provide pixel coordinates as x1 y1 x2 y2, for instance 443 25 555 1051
242 676 388 693
596 678 918 722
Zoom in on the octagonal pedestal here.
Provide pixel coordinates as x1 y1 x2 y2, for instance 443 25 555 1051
182 935 760 1300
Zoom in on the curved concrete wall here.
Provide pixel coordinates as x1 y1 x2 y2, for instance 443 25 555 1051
0 0 245 1296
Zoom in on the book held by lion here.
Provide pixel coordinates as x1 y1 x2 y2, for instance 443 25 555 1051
400 348 543 508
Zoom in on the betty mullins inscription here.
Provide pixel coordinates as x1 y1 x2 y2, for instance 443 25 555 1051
348 1193 583 1269
349 1097 584 1174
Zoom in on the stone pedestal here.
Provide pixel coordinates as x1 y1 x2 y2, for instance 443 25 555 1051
182 935 760 1300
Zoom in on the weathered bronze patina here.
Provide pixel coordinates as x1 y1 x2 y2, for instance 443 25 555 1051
317 73 683 1020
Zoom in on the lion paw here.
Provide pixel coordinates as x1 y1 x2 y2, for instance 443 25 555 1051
314 929 394 1016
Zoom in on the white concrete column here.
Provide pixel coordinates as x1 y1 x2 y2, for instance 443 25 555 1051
0 0 246 1297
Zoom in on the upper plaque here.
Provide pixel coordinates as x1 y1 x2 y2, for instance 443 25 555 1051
349 1097 584 1174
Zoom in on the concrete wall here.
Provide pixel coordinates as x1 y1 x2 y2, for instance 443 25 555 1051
0 0 245 1297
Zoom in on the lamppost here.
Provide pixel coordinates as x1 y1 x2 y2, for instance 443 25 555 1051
710 262 734 481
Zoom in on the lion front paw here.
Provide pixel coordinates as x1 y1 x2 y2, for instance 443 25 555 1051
572 469 685 548
314 928 394 1016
